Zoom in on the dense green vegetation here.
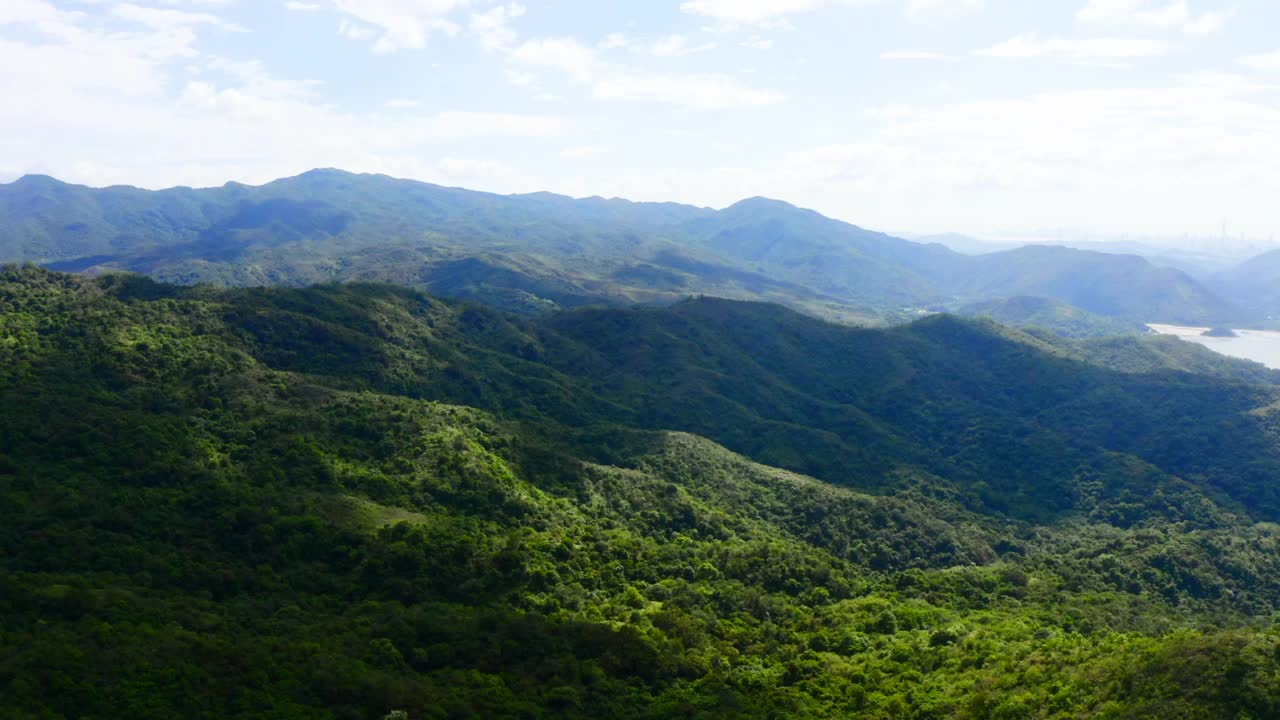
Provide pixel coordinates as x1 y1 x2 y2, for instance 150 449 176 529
952 296 1148 338
5 265 1280 718
0 170 1239 324
1050 332 1280 385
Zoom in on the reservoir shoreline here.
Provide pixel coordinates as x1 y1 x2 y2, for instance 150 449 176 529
1147 323 1280 370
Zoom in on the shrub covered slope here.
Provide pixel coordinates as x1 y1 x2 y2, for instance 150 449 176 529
4 266 1280 719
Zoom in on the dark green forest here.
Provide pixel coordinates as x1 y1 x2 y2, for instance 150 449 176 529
6 265 1280 718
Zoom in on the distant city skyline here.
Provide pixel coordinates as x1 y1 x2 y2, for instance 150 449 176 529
2 0 1278 241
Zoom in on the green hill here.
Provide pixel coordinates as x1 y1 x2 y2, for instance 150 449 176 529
5 266 1280 718
949 296 1280 384
952 296 1148 337
944 246 1233 324
1055 332 1280 385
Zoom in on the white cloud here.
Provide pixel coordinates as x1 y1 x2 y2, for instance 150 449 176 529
977 33 1169 60
0 36 172 98
458 6 774 110
285 1 320 10
680 0 827 27
431 157 530 188
0 4 211 100
881 49 948 60
469 2 524 51
1077 0 1230 35
904 0 984 17
598 32 628 50
111 3 246 32
511 37 599 81
414 110 563 140
0 0 84 32
560 144 610 159
384 98 423 108
338 18 375 41
1238 50 1280 72
588 31 721 57
593 70 782 109
504 68 536 87
509 36 781 109
742 35 774 49
329 0 469 53
205 57 319 99
176 78 562 141
679 0 982 28
650 34 717 57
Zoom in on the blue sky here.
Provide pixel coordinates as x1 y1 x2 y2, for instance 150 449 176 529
2 1 1278 244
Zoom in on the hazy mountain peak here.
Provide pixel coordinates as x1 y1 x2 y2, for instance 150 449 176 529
723 196 803 214
275 168 368 188
512 190 578 203
295 167 356 180
10 174 66 188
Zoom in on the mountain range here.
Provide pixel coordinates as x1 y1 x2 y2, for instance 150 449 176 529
0 169 1252 329
12 170 1280 716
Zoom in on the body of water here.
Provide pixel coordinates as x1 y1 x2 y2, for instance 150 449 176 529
1147 324 1280 370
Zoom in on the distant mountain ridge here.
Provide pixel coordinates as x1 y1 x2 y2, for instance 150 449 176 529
0 169 1240 325
1209 249 1280 326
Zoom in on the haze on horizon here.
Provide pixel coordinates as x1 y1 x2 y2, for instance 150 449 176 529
2 0 1278 245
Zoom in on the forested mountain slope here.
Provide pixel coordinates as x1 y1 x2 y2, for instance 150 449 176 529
951 296 1148 337
1059 333 1280 384
0 170 1238 325
950 296 1280 381
4 266 1280 718
1210 249 1280 326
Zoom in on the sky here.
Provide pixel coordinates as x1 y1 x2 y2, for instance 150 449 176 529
2 0 1279 244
